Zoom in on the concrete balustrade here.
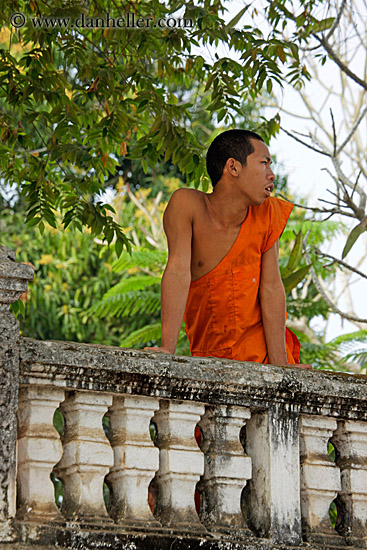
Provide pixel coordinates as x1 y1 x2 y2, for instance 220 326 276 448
152 400 206 532
198 404 252 535
0 246 34 539
54 392 114 522
299 414 341 545
244 404 302 545
332 420 367 546
16 386 65 521
3 246 367 550
107 394 160 527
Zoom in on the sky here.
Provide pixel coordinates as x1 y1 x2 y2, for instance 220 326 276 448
270 87 367 341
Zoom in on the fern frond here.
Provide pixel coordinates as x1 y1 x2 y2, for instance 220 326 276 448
89 290 160 319
329 330 367 349
344 349 367 369
120 322 161 347
113 248 167 272
103 275 161 298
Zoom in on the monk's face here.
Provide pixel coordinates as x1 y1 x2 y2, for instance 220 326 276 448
239 140 276 205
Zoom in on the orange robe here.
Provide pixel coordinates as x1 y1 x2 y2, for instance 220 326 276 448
183 196 300 364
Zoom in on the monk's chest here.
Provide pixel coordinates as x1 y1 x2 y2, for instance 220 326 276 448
190 218 241 282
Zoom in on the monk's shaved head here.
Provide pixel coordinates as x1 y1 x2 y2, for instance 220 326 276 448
206 129 265 187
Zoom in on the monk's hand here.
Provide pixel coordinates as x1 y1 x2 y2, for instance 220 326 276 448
293 363 313 370
143 346 173 354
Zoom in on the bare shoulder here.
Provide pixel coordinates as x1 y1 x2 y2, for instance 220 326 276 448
168 187 204 204
164 188 205 218
162 188 205 267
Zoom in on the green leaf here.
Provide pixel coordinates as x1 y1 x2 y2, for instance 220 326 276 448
136 99 149 112
18 299 25 318
91 289 161 320
27 217 41 227
227 5 250 28
193 154 200 166
120 322 161 348
283 230 303 277
342 217 367 259
217 109 227 122
113 249 167 272
105 228 114 245
115 238 123 258
104 276 161 297
282 264 312 293
11 300 19 316
312 17 335 33
330 329 367 348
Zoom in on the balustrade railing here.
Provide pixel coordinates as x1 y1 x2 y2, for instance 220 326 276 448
1 246 367 550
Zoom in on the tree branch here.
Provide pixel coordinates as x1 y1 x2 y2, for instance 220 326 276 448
337 106 367 154
326 0 348 40
330 109 337 157
280 127 329 156
278 194 356 219
313 247 367 280
304 250 367 324
314 34 367 91
311 134 367 217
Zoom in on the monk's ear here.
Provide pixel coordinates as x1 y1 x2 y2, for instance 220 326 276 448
225 157 241 177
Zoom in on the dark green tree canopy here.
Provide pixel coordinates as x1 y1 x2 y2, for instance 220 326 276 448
0 0 331 252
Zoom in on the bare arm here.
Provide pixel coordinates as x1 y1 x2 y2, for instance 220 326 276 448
144 189 193 354
260 241 312 369
259 240 288 365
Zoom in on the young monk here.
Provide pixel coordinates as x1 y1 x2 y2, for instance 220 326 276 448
144 129 312 369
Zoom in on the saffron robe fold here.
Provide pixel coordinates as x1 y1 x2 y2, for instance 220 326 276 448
183 196 301 364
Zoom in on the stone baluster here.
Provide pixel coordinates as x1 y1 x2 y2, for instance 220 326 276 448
331 420 367 546
54 392 113 522
0 246 33 539
107 395 160 527
243 403 302 545
299 414 342 545
197 405 252 536
152 400 206 532
17 386 65 520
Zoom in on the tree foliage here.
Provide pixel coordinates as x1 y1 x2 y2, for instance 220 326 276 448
0 0 323 249
1 206 123 344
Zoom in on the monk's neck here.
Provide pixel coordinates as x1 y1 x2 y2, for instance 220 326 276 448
205 191 249 230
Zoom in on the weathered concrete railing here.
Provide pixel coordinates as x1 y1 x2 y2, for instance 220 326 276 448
1 246 367 550
0 245 34 542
